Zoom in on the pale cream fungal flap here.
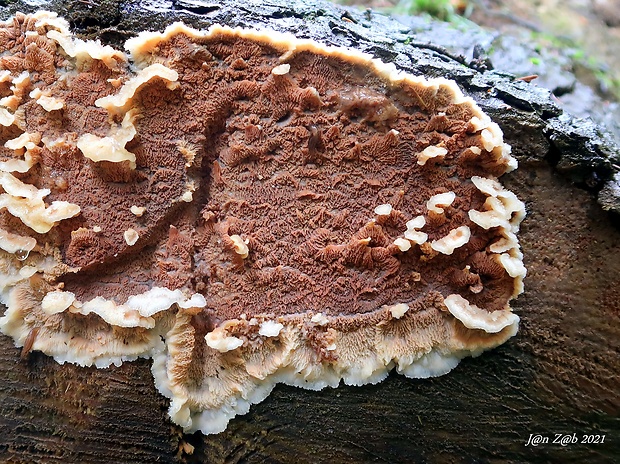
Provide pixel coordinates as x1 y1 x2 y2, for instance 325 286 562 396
77 111 138 169
0 11 525 436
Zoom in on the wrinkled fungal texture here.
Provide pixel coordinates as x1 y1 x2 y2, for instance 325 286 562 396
0 12 526 434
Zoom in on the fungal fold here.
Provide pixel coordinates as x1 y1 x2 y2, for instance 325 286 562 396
0 12 526 435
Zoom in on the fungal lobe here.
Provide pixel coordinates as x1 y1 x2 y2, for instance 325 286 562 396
0 12 525 434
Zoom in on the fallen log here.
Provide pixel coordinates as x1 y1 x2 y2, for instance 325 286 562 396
0 1 618 462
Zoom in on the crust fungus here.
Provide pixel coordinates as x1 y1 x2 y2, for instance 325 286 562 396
0 12 526 434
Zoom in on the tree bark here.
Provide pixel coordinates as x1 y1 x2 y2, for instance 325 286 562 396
0 1 618 463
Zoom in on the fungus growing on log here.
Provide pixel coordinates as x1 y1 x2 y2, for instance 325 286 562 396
0 11 526 434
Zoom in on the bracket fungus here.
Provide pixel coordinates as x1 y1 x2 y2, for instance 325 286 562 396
0 12 526 434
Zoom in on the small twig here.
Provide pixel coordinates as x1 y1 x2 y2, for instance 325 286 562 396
405 40 469 67
516 74 539 83
77 0 100 7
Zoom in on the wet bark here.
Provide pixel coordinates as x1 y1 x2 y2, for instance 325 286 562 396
0 1 618 463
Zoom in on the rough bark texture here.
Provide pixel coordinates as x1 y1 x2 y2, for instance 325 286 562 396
0 1 618 463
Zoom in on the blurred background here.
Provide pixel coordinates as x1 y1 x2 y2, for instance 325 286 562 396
335 0 620 142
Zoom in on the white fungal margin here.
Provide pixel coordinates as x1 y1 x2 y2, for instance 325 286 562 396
431 226 471 255
427 191 456 214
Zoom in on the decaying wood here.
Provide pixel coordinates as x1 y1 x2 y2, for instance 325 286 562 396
0 0 618 462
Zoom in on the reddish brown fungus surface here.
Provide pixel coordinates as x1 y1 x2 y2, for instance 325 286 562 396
0 12 525 434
